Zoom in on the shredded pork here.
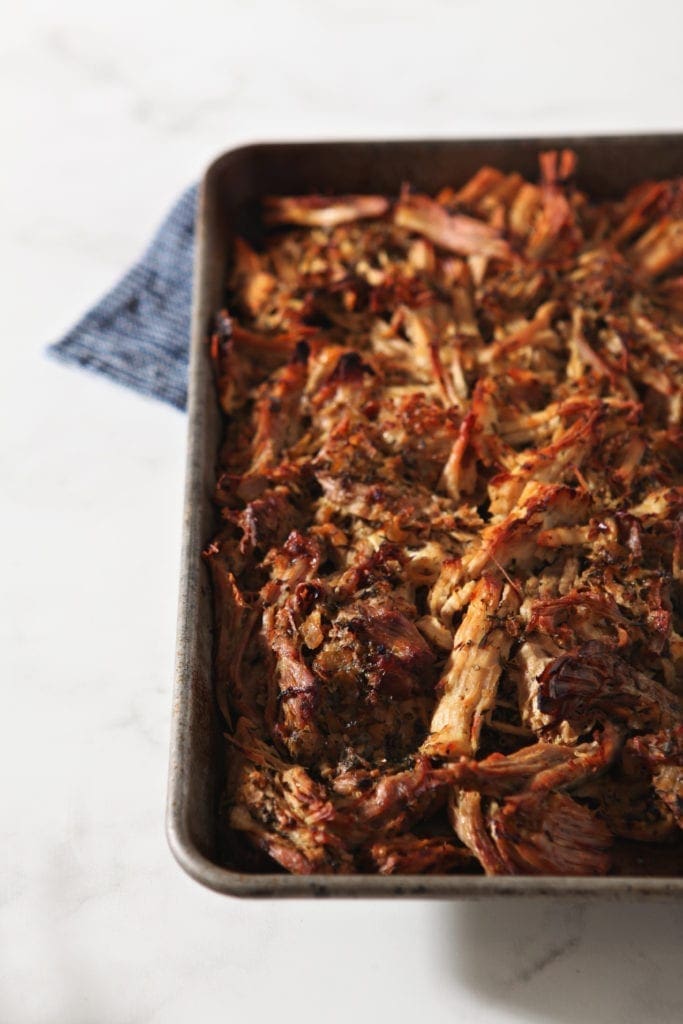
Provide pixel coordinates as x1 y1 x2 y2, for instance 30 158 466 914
207 152 683 876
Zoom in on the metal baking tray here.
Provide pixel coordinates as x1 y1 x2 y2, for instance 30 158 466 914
167 136 683 897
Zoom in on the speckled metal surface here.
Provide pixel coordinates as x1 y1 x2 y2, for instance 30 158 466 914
166 137 683 897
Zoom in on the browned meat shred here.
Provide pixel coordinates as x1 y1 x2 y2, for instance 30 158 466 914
208 155 683 876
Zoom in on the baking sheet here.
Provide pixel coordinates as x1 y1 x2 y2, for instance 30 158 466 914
167 136 683 896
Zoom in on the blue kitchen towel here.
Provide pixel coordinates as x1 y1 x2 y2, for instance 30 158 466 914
48 184 199 410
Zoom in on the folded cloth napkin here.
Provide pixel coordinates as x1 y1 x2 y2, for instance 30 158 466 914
48 185 198 410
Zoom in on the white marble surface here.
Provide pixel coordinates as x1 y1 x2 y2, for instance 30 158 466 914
2 2 682 1021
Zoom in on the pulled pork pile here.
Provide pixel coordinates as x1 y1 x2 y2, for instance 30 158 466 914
206 151 683 876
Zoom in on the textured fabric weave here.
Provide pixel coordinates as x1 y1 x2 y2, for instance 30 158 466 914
48 185 198 410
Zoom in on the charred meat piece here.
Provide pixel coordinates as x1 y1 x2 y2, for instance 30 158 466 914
464 483 592 579
574 734 681 844
229 726 461 869
394 193 511 260
487 791 613 875
536 641 681 741
264 194 389 228
363 834 475 875
628 728 683 827
451 787 612 876
446 723 620 797
423 577 519 758
203 544 260 725
450 791 509 875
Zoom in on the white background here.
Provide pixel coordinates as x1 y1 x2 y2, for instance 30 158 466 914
2 2 682 1021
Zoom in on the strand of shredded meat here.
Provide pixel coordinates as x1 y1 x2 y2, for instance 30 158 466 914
207 153 683 876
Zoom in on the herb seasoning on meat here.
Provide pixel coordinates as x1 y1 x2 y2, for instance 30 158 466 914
205 152 682 876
